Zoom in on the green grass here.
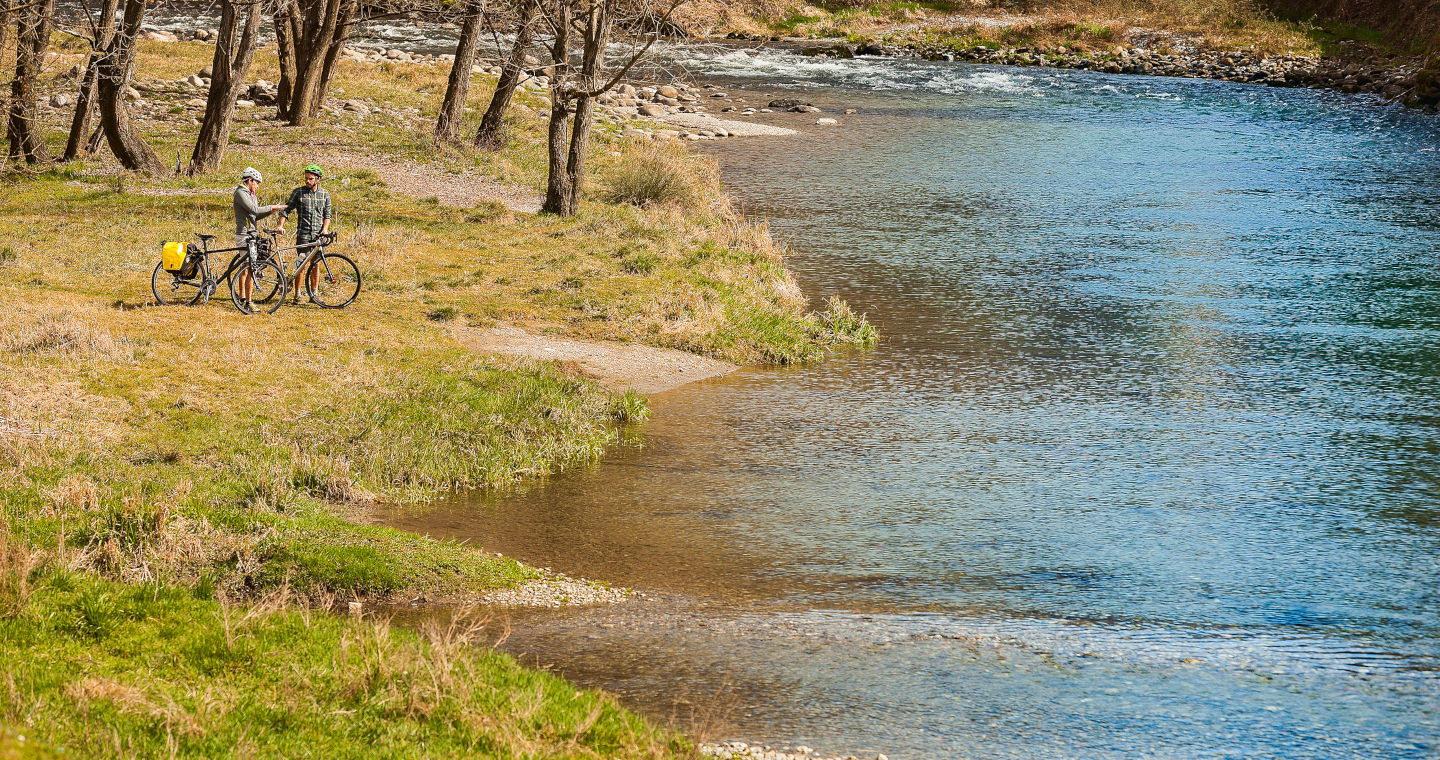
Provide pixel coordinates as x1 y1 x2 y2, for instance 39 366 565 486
0 568 688 758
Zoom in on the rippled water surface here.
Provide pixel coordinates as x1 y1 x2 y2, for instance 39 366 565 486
379 49 1440 759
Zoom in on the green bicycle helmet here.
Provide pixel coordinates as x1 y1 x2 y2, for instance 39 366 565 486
304 164 323 178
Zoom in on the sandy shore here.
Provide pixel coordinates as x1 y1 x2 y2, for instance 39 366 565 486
449 324 738 395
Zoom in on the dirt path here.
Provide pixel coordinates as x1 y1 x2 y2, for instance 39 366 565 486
254 144 544 213
449 324 736 394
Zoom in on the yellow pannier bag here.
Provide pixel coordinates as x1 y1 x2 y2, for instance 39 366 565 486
161 241 188 274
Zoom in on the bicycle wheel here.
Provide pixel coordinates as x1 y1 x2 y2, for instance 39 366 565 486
228 257 286 315
151 261 205 306
305 253 361 309
229 251 284 305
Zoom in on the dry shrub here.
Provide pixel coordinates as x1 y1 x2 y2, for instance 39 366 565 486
603 140 724 210
0 312 132 361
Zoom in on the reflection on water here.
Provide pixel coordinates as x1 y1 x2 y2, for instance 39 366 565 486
377 51 1440 758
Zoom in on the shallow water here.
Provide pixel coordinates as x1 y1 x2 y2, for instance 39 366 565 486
376 50 1440 758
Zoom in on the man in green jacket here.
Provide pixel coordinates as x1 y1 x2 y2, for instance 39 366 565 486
276 164 334 303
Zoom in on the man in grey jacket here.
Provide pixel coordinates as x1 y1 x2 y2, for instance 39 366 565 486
232 167 285 303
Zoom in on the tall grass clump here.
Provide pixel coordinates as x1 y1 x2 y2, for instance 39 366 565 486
817 295 879 346
602 140 722 210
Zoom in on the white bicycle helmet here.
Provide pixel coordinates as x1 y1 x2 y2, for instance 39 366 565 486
240 167 263 183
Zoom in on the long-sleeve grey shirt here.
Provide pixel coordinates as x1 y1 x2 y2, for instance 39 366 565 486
233 184 275 236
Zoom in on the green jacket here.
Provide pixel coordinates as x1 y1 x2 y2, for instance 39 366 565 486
279 186 333 242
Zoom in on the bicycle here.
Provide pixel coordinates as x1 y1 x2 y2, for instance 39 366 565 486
150 231 288 314
268 231 361 309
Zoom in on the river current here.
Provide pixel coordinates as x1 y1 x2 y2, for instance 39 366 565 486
376 48 1440 758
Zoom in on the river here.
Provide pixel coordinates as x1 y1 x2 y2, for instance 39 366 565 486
374 48 1440 759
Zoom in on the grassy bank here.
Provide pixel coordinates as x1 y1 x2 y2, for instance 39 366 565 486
1 37 872 756
0 545 685 758
680 0 1423 58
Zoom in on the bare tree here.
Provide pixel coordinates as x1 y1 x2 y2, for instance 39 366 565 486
536 0 683 215
190 0 264 173
97 0 165 173
8 0 57 163
473 0 536 150
274 0 356 125
64 0 122 160
435 0 486 143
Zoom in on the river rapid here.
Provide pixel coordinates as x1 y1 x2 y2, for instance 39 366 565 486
370 48 1440 759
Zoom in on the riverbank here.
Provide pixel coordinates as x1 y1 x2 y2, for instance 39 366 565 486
684 1 1438 110
0 35 873 755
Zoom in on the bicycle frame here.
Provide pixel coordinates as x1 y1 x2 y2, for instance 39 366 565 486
160 233 270 305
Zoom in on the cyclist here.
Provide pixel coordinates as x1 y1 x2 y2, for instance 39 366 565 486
275 164 334 303
232 167 286 303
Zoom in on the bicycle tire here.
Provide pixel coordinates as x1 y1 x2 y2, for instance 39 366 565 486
228 258 287 315
306 253 361 309
151 261 205 306
230 251 284 305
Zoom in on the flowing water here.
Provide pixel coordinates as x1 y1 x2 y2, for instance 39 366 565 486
373 49 1440 758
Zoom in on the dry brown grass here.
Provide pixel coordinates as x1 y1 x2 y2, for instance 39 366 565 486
0 311 134 360
733 0 1321 55
0 523 41 620
601 138 728 210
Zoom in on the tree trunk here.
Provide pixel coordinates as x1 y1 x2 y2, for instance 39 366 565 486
8 0 57 163
542 87 571 214
282 0 346 126
98 0 164 173
64 0 121 161
562 0 609 215
189 0 262 174
474 0 535 150
434 0 484 143
309 0 353 120
274 0 298 115
539 0 571 215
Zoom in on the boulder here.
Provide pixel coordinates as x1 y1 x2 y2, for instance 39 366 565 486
816 117 837 125
48 93 71 107
637 103 666 117
124 85 142 100
1411 63 1440 107
343 99 370 114
186 98 207 107
200 66 214 78
768 98 807 108
235 99 255 108
788 104 821 113
801 43 854 59
184 74 206 87
656 85 680 99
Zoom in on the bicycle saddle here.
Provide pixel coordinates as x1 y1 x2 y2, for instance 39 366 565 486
196 234 217 242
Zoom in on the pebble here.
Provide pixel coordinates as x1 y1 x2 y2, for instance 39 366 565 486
699 740 885 760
